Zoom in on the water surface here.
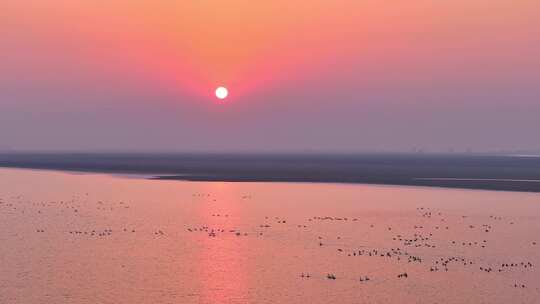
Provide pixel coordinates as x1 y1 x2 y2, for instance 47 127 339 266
1 168 539 303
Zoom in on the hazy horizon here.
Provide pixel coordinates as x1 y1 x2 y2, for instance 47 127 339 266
2 147 540 155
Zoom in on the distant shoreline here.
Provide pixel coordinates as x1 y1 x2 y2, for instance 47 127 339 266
151 175 540 193
1 153 540 193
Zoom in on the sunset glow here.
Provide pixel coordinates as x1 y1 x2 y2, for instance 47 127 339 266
4 0 536 102
2 2 540 302
1 0 539 151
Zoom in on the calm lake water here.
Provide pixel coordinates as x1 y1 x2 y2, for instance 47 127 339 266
1 168 539 303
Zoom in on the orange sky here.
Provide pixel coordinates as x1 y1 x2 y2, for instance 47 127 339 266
1 0 539 151
4 0 536 99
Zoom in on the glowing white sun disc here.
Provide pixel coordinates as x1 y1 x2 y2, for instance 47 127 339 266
215 86 228 100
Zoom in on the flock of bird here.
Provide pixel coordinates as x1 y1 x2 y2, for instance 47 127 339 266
1 190 538 294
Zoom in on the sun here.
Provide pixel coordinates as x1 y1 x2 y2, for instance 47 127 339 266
215 86 228 100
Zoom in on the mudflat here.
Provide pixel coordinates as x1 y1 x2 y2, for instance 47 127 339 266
1 153 540 192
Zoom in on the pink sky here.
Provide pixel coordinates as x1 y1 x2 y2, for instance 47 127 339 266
1 0 539 152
